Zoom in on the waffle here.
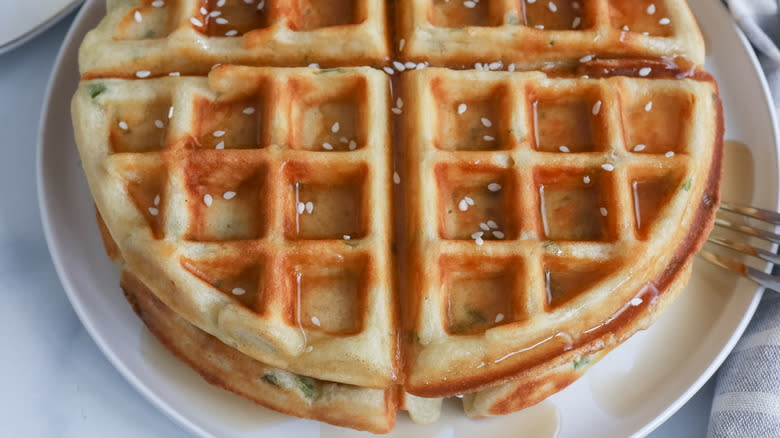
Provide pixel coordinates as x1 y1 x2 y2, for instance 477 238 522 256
79 0 389 77
79 0 704 79
71 0 723 432
400 67 721 397
398 0 705 68
73 66 397 389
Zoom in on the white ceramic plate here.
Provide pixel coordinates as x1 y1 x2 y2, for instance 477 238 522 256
38 0 779 437
0 0 82 55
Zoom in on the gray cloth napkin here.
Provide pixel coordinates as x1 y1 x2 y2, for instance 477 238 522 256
709 2 780 437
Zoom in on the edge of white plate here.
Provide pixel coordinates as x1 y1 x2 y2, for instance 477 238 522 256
0 0 83 56
36 1 779 437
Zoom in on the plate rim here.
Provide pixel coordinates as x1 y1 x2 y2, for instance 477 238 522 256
36 1 780 437
0 0 83 56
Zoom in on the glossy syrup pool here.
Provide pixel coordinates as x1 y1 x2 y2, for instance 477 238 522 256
631 170 683 239
445 258 518 335
624 92 690 155
431 0 496 28
289 179 364 240
532 92 603 153
521 0 588 30
110 98 172 153
291 80 365 152
437 165 516 241
608 0 673 36
196 97 263 149
294 263 364 335
544 258 615 309
434 83 510 151
182 257 264 311
539 183 606 241
196 0 269 37
287 0 359 31
126 166 167 239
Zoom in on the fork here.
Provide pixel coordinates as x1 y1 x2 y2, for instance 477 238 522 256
699 201 780 290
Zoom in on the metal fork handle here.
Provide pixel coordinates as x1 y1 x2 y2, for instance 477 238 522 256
699 250 780 291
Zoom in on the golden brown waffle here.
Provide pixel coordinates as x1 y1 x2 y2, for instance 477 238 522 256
72 66 397 389
400 67 721 397
71 0 723 432
79 0 705 79
398 0 705 67
79 0 389 77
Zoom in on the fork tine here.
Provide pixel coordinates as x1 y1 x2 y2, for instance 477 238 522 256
699 250 780 290
714 217 780 244
721 201 780 225
707 236 780 265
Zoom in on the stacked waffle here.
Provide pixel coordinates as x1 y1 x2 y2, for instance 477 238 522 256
72 0 722 433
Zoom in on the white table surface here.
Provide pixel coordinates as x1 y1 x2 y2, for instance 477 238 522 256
0 10 715 437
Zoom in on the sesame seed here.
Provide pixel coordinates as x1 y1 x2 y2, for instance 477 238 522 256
416 62 427 70
152 0 164 7
331 122 340 133
154 194 160 206
483 135 495 141
199 6 208 15
600 207 608 216
493 230 505 239
308 63 319 68
383 67 395 75
475 236 484 246
215 141 225 149
665 151 675 157
232 287 246 296
464 196 475 206
243 106 255 115
393 172 401 184
559 145 570 153
154 120 164 129
488 183 502 192
495 313 505 323
397 98 404 108
339 137 348 143
223 191 236 200
464 1 476 8
213 130 226 137
392 108 402 115
631 297 643 306
305 201 313 214
572 16 581 29
405 62 416 69
148 207 159 216
481 117 492 127
508 63 516 72
647 4 656 14
457 103 467 114
135 70 151 78
548 2 557 12
659 17 671 25
458 199 469 211
203 194 213 207
645 101 653 111
601 163 615 171
216 17 228 24
296 202 305 214
134 11 142 22
579 54 595 63
311 316 321 327
168 72 180 76
344 235 351 240
209 10 222 17
322 142 333 150
572 1 580 9
190 17 203 27
349 140 357 150
168 105 174 119
583 175 591 184
399 38 406 51
217 0 226 6
534 24 545 29
305 345 313 352
638 67 652 77
471 231 484 240
480 223 490 231
487 220 498 229
118 121 129 130
633 144 646 152
528 0 536 3
393 61 406 71
592 100 602 115
622 25 630 31
225 30 238 36
257 0 265 10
